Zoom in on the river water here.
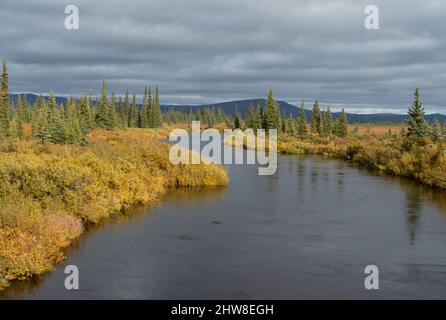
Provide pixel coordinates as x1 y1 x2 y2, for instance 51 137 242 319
3 147 446 299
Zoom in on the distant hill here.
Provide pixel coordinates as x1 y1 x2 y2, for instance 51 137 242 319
161 98 446 124
10 94 446 124
10 93 69 106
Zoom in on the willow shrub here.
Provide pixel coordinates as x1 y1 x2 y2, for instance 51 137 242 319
277 133 446 189
0 128 228 290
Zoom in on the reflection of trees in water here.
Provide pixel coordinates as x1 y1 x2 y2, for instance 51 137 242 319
379 174 446 245
162 186 227 205
405 190 422 245
334 162 346 195
311 166 319 192
336 171 344 195
297 160 306 193
0 276 45 300
400 179 446 245
264 166 279 193
0 185 227 299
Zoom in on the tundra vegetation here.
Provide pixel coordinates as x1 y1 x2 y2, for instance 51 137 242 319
225 88 446 190
1 58 445 290
0 61 228 290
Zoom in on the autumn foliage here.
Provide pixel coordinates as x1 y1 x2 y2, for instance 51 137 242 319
0 128 228 290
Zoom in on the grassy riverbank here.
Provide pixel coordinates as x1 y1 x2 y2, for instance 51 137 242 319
278 133 446 189
224 128 446 189
0 128 228 290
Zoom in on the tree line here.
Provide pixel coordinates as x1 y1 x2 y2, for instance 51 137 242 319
0 61 162 145
1 59 445 146
163 89 350 138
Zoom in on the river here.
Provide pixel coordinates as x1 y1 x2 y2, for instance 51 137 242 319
3 146 446 299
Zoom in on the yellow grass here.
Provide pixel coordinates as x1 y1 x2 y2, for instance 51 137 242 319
0 128 228 290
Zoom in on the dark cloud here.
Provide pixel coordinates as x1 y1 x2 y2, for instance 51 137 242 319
1 0 445 112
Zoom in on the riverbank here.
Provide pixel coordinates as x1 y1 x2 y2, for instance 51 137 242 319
278 134 446 189
0 128 228 290
225 130 446 190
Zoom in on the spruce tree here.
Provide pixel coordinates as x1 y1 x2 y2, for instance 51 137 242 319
0 60 10 139
406 88 428 139
334 108 348 137
129 94 137 127
96 80 110 129
322 107 333 136
124 89 130 126
140 88 149 128
431 119 442 142
47 94 66 143
16 94 25 125
254 105 263 132
310 100 321 135
108 92 118 130
263 89 280 131
22 95 30 122
65 100 83 144
297 100 308 138
9 116 23 140
33 99 50 142
245 104 256 129
234 113 241 129
152 86 162 127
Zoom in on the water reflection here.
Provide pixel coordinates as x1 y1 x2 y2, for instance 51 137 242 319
405 189 422 245
0 186 227 300
311 166 319 191
162 186 226 205
297 159 306 193
3 153 446 299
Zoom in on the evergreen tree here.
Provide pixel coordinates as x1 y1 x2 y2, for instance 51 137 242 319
124 89 130 126
33 99 50 142
406 88 428 139
108 92 118 130
254 105 263 132
96 81 111 129
310 100 321 135
16 94 25 124
65 100 83 144
78 95 92 145
0 60 10 139
263 89 280 131
22 95 30 122
431 119 442 142
322 107 333 136
234 114 241 129
245 104 256 129
146 87 152 127
152 86 162 127
334 108 348 137
129 94 137 127
9 116 23 139
47 94 66 143
140 88 149 128
234 107 242 129
297 100 308 138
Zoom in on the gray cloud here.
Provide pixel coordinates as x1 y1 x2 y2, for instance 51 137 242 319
1 0 446 113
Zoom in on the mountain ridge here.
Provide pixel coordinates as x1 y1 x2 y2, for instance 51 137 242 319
9 94 446 124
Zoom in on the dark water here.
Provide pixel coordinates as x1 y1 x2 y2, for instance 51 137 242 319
3 148 446 299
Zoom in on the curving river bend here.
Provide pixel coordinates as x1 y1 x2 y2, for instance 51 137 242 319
3 146 446 299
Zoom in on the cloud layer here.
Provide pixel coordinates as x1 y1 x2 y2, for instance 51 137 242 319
1 0 446 112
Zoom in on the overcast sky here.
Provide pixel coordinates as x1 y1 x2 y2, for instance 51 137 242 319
1 0 445 113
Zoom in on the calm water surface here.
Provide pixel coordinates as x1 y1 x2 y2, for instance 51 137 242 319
3 148 446 299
